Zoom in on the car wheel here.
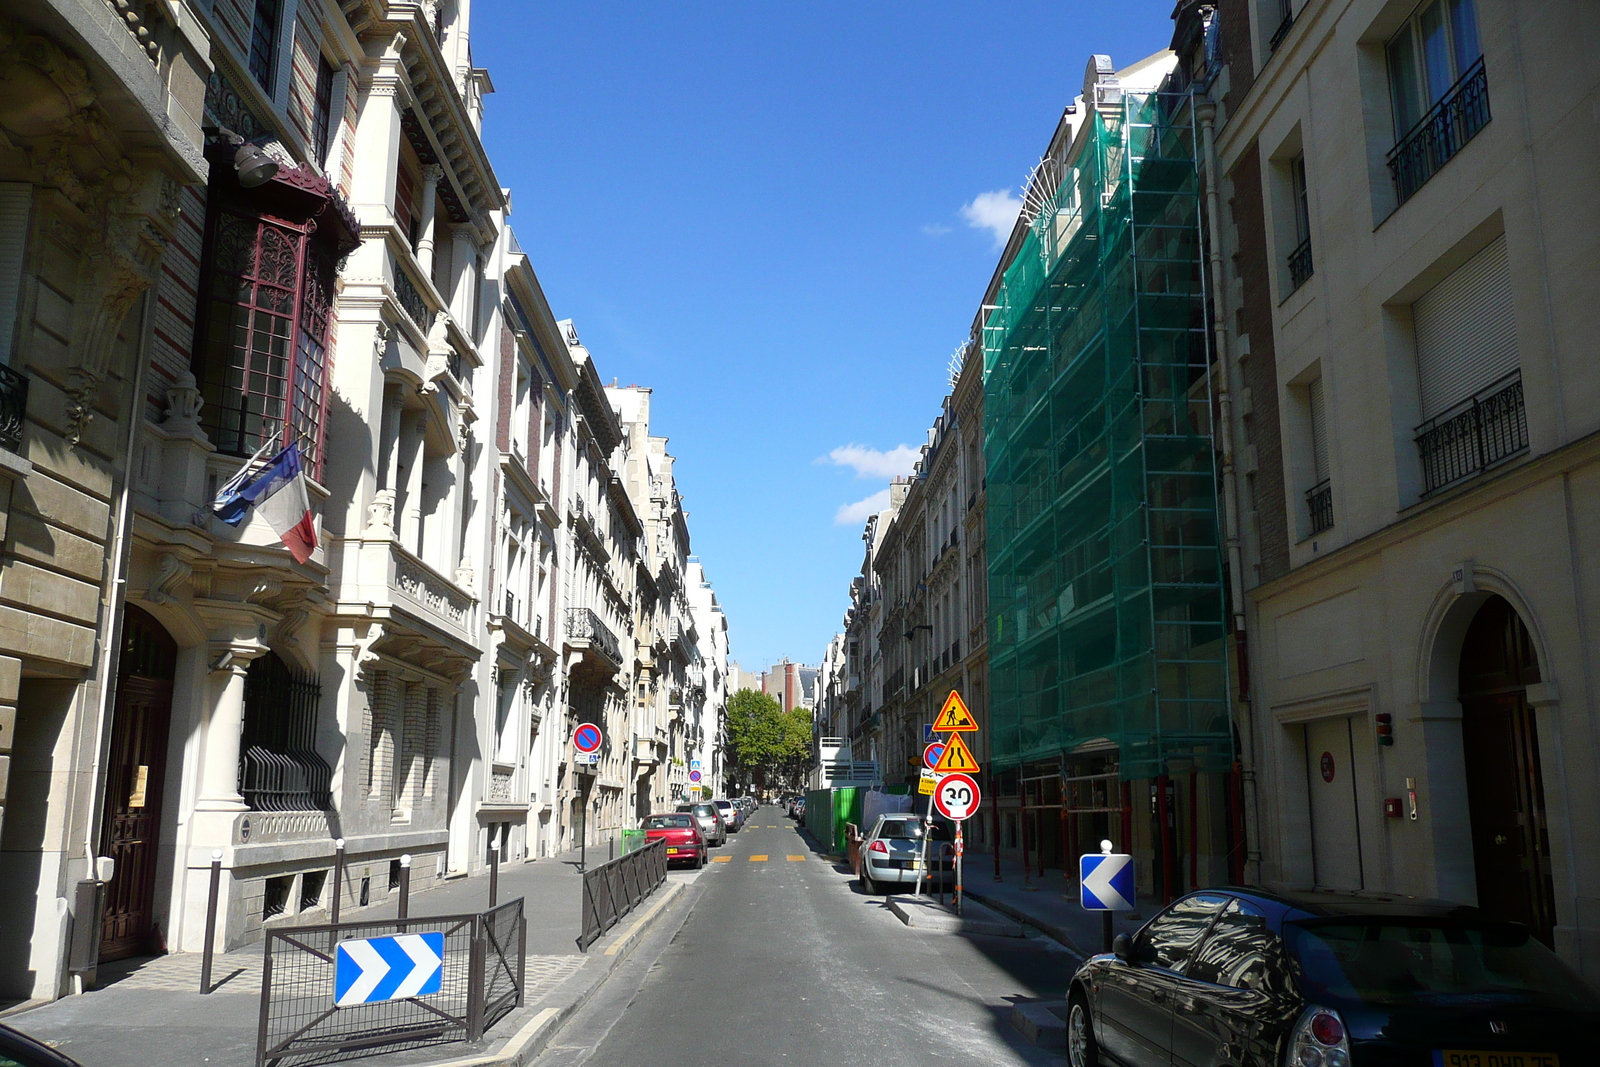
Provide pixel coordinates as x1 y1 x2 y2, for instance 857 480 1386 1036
859 869 875 894
1067 994 1098 1067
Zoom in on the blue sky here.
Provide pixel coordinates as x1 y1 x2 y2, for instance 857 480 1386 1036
475 1 1176 672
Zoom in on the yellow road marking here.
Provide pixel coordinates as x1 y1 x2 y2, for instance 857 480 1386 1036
712 855 732 862
786 855 805 862
749 855 768 862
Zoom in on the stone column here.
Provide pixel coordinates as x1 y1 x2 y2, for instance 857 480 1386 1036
415 164 445 278
366 385 406 537
196 650 263 812
399 411 427 550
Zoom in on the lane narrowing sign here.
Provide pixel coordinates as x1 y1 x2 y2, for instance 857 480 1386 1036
932 772 981 821
932 732 980 773
335 932 444 1006
1080 846 1135 911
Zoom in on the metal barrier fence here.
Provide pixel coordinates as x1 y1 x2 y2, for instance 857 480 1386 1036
256 898 525 1067
578 837 666 951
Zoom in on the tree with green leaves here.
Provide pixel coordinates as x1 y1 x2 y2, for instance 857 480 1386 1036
724 688 814 792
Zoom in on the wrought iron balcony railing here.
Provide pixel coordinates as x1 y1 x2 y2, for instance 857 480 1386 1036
0 363 28 453
1388 57 1490 206
1415 370 1526 495
1306 479 1333 535
1288 237 1313 291
566 606 621 665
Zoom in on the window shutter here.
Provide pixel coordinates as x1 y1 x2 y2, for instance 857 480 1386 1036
1309 377 1329 483
0 183 33 366
1414 234 1517 420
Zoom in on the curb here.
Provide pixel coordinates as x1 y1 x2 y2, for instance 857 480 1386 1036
1009 999 1069 1049
415 880 687 1067
886 894 1024 937
961 889 1089 961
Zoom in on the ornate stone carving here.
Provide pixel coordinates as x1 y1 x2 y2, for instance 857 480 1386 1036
147 552 191 606
393 551 472 628
365 487 396 537
273 590 311 646
161 370 205 434
454 557 474 590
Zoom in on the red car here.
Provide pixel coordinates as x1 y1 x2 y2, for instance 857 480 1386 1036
642 812 706 867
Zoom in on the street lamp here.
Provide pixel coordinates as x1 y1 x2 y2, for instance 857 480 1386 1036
209 126 280 188
903 624 932 642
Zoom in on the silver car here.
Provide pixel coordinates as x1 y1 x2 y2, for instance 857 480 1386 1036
675 801 726 846
858 814 952 893
714 799 742 832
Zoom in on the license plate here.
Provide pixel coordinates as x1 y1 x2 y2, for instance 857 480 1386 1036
1434 1052 1560 1067
666 848 679 854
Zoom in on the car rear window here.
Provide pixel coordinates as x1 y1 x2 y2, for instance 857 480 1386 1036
878 819 950 841
644 815 692 829
716 801 732 809
693 804 716 817
1285 919 1600 1011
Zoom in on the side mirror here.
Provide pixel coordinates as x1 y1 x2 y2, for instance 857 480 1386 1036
1112 933 1133 961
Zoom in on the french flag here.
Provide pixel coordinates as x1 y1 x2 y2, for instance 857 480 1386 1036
212 443 318 564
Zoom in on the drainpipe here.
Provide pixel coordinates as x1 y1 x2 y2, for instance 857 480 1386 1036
1196 95 1262 881
82 290 155 877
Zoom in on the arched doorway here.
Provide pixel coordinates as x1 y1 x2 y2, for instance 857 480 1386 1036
1458 596 1556 945
99 606 178 961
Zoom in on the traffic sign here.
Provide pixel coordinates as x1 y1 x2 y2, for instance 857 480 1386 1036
689 769 702 783
918 768 937 795
922 742 945 770
334 932 443 1006
933 772 981 821
575 751 599 765
573 723 603 754
1080 849 1135 911
932 691 978 733
690 759 702 771
923 722 935 743
932 732 979 773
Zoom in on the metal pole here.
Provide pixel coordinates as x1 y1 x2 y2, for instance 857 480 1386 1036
913 814 930 897
992 775 1002 882
200 850 222 995
329 838 345 924
579 807 586 874
1021 780 1032 889
489 843 498 907
397 854 411 922
956 822 964 916
1103 911 1114 954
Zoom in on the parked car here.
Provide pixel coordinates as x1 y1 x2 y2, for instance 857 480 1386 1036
0 1024 86 1066
1065 887 1600 1067
858 814 950 893
641 812 706 868
675 801 726 847
714 799 742 832
792 796 805 821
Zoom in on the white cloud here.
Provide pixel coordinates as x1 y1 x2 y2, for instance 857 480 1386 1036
921 223 952 237
822 443 920 480
961 189 1022 248
835 488 891 526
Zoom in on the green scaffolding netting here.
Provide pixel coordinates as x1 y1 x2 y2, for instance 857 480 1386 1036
983 91 1233 782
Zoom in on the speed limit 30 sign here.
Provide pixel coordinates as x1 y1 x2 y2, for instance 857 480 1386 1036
932 772 982 821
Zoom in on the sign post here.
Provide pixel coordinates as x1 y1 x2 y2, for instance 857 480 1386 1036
1079 839 1135 953
933 772 982 914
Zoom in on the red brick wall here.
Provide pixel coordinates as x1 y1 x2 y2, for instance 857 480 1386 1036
1229 143 1290 583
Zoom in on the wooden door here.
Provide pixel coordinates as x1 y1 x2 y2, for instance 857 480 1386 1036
99 607 177 961
1458 596 1556 945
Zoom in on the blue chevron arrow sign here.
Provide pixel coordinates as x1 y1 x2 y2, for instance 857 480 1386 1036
334 932 444 1006
1079 852 1135 912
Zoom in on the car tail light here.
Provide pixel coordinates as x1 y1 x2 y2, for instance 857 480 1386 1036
1286 1006 1350 1067
868 840 889 855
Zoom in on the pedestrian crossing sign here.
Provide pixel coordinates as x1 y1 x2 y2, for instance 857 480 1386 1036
932 732 980 773
932 690 978 733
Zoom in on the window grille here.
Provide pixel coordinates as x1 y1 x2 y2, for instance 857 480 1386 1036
240 652 332 811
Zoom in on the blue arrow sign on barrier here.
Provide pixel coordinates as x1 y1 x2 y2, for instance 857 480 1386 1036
1080 852 1135 911
335 932 444 1006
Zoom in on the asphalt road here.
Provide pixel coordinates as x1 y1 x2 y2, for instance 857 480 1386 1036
537 806 1074 1067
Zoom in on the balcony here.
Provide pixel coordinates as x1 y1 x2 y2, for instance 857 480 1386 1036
1415 371 1527 495
1306 479 1333 535
632 734 659 765
0 364 27 453
565 606 622 673
1288 238 1313 291
1388 57 1490 206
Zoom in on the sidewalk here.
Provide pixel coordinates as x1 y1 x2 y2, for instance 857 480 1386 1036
4 846 688 1067
961 854 1152 960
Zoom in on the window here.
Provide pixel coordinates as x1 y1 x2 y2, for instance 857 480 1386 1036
196 208 336 474
1387 0 1479 136
1134 892 1229 970
1412 234 1525 492
240 651 331 810
1386 0 1487 203
1306 377 1332 533
249 0 282 93
1188 899 1273 989
312 55 336 169
1288 156 1313 290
